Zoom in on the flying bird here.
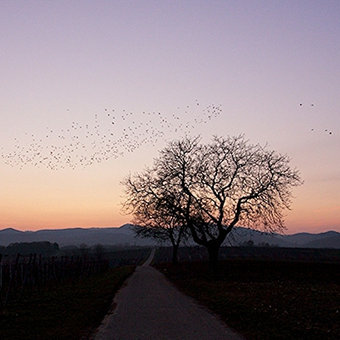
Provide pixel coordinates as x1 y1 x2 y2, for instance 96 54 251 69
1 102 222 170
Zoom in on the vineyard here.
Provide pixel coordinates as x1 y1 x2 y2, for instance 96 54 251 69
0 247 151 311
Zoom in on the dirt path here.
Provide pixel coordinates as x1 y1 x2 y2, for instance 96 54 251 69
94 249 243 340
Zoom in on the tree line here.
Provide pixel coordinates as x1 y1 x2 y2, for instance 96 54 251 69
0 241 59 256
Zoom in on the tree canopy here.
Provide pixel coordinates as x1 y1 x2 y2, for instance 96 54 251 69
123 135 302 268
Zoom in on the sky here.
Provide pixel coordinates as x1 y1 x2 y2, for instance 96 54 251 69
1 1 339 234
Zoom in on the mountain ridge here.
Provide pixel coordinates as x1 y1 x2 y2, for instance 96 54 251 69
0 225 339 248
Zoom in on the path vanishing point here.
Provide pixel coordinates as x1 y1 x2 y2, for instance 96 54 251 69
94 249 243 340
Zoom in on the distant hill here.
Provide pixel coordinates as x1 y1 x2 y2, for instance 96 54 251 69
224 228 340 249
224 227 292 247
303 234 340 248
283 231 340 248
0 224 155 247
0 225 339 249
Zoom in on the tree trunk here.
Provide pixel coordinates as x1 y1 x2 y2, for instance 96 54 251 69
172 244 179 265
207 244 220 277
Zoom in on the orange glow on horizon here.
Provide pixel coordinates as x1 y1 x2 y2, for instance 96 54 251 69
1 202 338 234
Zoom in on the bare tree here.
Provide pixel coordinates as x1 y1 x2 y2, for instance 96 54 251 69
123 169 189 264
123 135 302 272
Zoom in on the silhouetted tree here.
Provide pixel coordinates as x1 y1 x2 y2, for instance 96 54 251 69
123 135 302 273
123 172 189 264
243 240 254 247
4 241 59 256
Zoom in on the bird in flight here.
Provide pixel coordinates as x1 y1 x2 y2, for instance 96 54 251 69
1 102 222 170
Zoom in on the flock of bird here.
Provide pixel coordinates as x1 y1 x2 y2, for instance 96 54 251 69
1 102 222 170
311 128 333 135
299 103 334 135
1 101 334 171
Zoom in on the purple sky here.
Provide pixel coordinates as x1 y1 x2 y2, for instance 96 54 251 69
1 1 339 233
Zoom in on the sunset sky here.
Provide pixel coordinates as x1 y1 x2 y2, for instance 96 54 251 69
1 1 339 234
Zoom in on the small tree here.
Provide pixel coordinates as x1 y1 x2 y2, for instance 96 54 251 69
123 170 188 264
133 225 186 264
123 135 302 273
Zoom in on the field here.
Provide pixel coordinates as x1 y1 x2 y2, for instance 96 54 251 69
154 245 340 264
1 246 338 339
0 248 151 339
0 266 134 339
155 247 340 339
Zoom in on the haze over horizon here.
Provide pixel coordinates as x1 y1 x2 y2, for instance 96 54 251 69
1 224 339 237
1 1 339 234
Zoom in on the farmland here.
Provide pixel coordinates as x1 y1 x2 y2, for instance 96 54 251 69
1 245 339 339
0 247 151 339
155 246 340 339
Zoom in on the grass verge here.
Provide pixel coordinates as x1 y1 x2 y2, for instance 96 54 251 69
155 260 340 339
0 266 135 339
